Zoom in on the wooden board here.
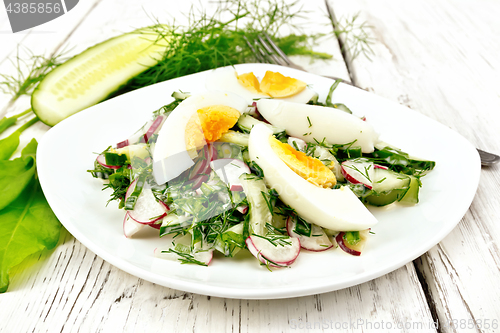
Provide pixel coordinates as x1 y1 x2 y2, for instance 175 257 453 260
7 0 493 331
328 0 500 331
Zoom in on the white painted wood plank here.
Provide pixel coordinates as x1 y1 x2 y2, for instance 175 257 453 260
328 0 500 332
0 0 437 332
2 230 435 333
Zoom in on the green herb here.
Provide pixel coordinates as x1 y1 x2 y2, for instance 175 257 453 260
331 103 352 113
0 139 61 293
260 191 276 216
0 47 68 102
307 116 312 128
248 161 264 178
343 231 361 246
252 233 291 247
162 249 208 266
0 117 39 161
294 216 312 237
325 79 342 107
117 0 334 93
0 139 38 210
0 108 32 134
331 13 374 60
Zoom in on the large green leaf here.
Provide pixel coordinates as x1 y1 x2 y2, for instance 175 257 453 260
0 178 61 292
0 139 37 210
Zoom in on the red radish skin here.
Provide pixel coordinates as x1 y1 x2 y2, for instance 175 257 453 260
149 223 161 230
159 201 170 211
143 115 164 143
230 184 244 192
336 232 361 256
191 175 209 190
374 164 388 170
96 154 120 169
123 213 145 238
236 205 248 214
286 217 333 252
116 140 129 149
245 235 301 267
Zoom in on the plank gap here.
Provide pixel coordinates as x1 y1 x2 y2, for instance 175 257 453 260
413 257 443 333
325 0 356 84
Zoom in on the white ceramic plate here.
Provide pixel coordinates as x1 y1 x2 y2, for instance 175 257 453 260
37 64 480 299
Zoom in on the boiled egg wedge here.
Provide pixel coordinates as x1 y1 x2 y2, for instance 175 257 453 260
248 123 378 231
205 67 317 105
257 99 380 153
153 91 248 184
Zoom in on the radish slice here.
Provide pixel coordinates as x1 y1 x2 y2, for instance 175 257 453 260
149 223 161 230
230 184 244 192
116 140 129 148
236 204 248 214
188 147 211 180
143 115 165 143
245 235 300 267
286 217 333 252
209 144 217 161
123 212 145 238
130 119 155 145
191 174 209 190
336 232 361 256
336 230 369 256
96 154 120 169
125 179 167 224
154 248 213 265
159 201 170 211
374 164 388 170
341 159 375 189
210 158 250 188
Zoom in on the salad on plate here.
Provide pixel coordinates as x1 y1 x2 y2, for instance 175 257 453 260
88 67 435 269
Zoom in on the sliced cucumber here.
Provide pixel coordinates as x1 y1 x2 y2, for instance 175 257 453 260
237 114 285 135
399 175 420 205
32 28 170 126
364 168 410 206
218 130 249 146
239 173 272 236
109 143 150 162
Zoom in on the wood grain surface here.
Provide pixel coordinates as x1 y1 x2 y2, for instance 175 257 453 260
1 0 499 332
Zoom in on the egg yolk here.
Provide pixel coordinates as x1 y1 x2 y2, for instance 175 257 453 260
185 105 240 151
260 71 307 98
269 136 336 188
237 72 266 95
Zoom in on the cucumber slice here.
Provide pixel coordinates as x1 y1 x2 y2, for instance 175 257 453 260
364 168 410 206
237 114 285 135
218 130 249 147
239 173 272 236
399 175 420 205
32 28 169 126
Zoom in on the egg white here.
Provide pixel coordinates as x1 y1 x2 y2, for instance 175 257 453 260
257 99 380 153
153 91 248 184
248 123 378 231
205 67 317 105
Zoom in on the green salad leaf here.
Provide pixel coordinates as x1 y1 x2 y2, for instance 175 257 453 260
0 177 61 293
0 139 38 210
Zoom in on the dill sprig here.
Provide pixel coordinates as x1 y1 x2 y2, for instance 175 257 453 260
0 47 68 101
332 13 374 60
162 249 208 266
119 0 331 93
